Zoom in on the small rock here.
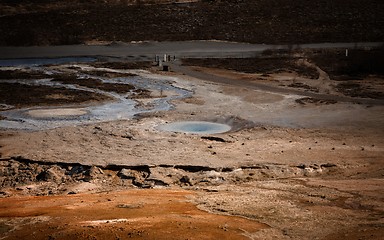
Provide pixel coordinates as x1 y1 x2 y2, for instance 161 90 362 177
180 176 192 185
121 134 135 140
117 169 137 180
67 165 87 176
86 166 104 179
321 163 337 168
117 204 142 209
147 168 173 186
36 166 64 183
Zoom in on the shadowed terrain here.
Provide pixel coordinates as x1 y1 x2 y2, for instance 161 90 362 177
0 0 383 46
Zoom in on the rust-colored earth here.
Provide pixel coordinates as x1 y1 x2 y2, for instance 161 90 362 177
0 189 267 240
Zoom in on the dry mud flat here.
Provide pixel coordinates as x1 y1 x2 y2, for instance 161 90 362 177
1 52 384 239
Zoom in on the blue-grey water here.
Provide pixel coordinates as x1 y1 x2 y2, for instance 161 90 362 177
158 121 232 134
0 63 191 130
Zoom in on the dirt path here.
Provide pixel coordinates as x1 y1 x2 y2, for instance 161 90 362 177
0 41 382 60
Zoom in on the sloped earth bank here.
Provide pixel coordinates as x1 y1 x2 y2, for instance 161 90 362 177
1 56 384 239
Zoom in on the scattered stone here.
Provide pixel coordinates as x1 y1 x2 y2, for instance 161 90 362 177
295 97 337 105
303 167 320 177
117 204 142 209
121 134 135 140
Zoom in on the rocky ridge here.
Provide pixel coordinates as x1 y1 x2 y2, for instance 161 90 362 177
0 157 338 197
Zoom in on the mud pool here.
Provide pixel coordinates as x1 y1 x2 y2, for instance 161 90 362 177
0 63 191 130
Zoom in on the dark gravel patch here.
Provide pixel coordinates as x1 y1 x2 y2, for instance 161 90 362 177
0 82 111 108
0 69 51 79
51 74 153 98
79 70 137 78
295 97 337 105
182 57 320 79
335 82 384 99
288 82 319 92
52 75 136 93
309 47 384 80
90 61 152 70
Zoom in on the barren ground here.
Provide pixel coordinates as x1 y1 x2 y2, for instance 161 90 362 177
1 0 384 238
0 47 384 239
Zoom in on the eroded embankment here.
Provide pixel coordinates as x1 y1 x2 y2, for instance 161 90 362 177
0 156 338 197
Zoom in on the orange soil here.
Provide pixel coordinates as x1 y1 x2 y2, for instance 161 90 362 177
0 189 267 240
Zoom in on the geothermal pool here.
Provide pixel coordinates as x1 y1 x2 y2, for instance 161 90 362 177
158 121 232 134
